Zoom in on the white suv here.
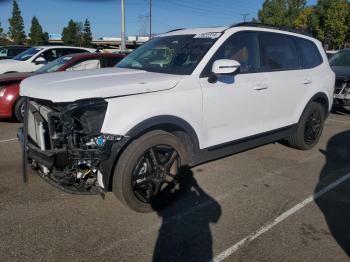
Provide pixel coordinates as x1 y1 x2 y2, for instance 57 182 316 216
20 23 335 212
0 46 95 74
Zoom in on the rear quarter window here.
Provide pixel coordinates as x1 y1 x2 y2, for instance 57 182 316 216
296 38 323 69
260 32 301 71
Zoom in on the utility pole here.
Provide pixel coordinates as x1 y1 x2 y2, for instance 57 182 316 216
149 0 152 39
121 0 126 51
241 13 250 22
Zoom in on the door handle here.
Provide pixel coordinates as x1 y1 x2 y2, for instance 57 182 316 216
253 83 268 91
303 78 312 85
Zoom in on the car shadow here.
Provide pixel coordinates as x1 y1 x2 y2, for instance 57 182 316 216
151 167 222 262
314 130 350 257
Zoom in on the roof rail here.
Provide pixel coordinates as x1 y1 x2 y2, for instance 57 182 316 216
166 28 186 33
229 22 311 37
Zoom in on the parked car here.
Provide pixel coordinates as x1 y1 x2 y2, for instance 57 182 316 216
19 23 334 212
0 46 96 74
0 52 125 122
326 50 338 60
0 45 30 60
329 49 350 109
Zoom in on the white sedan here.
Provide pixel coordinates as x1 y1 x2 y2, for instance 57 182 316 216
0 46 96 74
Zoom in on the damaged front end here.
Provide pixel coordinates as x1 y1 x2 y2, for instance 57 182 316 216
19 98 128 195
334 78 350 108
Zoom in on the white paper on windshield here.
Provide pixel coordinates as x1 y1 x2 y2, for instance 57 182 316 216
193 32 222 39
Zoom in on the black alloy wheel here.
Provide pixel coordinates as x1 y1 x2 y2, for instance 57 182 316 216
304 110 322 145
131 145 180 203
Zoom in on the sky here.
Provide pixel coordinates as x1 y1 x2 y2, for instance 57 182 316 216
0 0 318 38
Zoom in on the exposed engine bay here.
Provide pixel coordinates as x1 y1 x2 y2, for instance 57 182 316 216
19 98 125 194
334 78 350 108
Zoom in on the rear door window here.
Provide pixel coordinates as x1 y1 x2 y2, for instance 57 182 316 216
296 38 323 69
260 33 301 71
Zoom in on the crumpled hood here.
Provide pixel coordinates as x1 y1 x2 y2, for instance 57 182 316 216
20 68 182 102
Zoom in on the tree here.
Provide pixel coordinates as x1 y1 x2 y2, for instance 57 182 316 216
8 0 26 44
323 0 349 49
258 0 287 26
294 7 320 35
285 0 306 26
258 0 306 27
82 19 93 47
29 16 46 45
62 19 82 46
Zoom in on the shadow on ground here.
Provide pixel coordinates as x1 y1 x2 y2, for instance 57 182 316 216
315 130 350 257
331 106 350 116
152 168 222 262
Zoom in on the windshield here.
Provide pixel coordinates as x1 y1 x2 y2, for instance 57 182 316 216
13 47 43 61
117 34 220 75
329 51 350 67
36 56 73 73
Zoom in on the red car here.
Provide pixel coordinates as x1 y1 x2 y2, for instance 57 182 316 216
0 52 125 122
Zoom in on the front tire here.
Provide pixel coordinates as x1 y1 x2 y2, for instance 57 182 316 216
112 130 188 213
14 97 25 122
287 102 325 150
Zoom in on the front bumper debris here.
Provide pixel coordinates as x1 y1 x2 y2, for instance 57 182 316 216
19 97 126 195
334 78 350 107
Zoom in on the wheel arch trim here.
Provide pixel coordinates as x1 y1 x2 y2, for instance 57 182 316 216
125 115 201 151
298 92 330 123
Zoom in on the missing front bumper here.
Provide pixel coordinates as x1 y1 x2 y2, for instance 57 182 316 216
18 98 124 195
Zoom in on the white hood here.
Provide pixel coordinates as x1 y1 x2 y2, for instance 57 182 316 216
20 68 182 102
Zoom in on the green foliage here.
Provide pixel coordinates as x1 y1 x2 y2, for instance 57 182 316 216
285 0 307 26
62 19 82 46
8 0 26 44
259 0 350 49
323 0 349 49
29 16 47 45
293 7 320 35
258 0 287 26
258 0 306 26
82 19 93 47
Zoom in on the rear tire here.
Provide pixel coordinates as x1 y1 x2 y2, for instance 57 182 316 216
14 97 25 123
287 102 325 150
112 130 188 213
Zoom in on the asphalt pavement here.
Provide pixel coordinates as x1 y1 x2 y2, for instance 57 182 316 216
0 111 349 262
